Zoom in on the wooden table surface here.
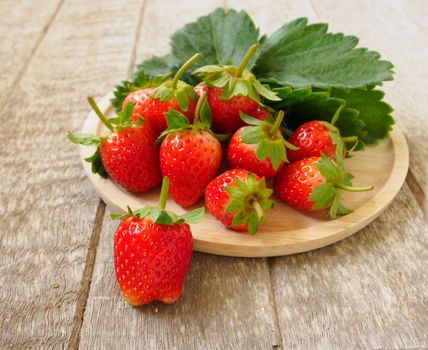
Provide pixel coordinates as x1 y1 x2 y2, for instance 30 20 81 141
1 0 427 349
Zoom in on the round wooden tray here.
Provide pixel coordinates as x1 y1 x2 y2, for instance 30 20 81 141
80 94 409 257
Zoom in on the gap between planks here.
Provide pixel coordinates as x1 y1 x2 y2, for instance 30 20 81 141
68 201 106 349
68 1 149 348
406 170 427 220
0 0 65 116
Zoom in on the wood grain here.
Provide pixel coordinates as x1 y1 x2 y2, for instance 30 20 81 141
79 208 278 349
0 0 63 106
270 184 428 349
0 0 144 348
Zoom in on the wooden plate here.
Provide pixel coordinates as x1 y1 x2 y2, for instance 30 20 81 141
80 94 409 257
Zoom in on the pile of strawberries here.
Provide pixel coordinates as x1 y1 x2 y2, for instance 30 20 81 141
69 45 372 305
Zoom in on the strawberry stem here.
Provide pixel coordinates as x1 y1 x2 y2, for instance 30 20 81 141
88 97 114 132
331 104 344 126
159 177 170 209
335 183 374 192
193 91 207 125
236 43 259 78
171 53 202 89
253 201 264 221
270 110 285 136
342 136 358 143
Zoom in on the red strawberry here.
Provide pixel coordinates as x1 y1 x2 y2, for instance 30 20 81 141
113 177 204 305
68 97 161 192
205 169 274 234
227 111 298 179
287 107 359 162
122 54 202 135
193 43 279 134
195 85 269 134
159 92 222 207
274 151 373 218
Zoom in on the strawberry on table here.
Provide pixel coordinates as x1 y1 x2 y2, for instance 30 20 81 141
112 177 204 306
68 97 161 192
287 106 359 162
123 53 202 135
205 169 274 234
193 43 280 134
159 92 223 207
227 110 298 179
274 148 373 218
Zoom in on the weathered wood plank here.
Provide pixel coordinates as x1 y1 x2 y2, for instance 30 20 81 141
79 1 279 348
0 0 63 105
308 0 428 199
270 184 428 349
0 0 144 348
79 208 277 350
259 1 428 348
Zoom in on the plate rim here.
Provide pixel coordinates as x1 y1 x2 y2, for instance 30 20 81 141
79 93 409 257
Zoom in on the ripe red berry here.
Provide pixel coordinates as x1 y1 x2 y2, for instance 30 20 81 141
274 153 373 218
123 87 195 135
122 54 202 135
68 97 161 193
113 177 204 305
227 111 297 179
193 44 279 135
159 92 222 207
205 169 274 234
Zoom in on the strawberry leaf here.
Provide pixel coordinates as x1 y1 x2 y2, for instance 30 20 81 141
330 88 394 145
254 18 394 89
111 67 167 112
67 132 102 146
84 148 108 179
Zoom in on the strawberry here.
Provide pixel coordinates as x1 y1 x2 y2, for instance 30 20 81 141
122 54 202 135
205 169 274 234
274 149 373 218
68 97 161 192
112 177 204 305
287 106 359 162
193 43 279 134
227 111 298 179
159 92 222 207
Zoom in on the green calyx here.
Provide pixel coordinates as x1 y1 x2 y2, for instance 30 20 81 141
67 97 140 178
225 174 274 234
239 111 298 170
157 91 227 143
193 43 280 103
111 69 172 112
327 104 360 152
309 146 373 219
111 177 205 225
149 53 202 111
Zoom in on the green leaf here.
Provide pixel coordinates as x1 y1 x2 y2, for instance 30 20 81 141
224 173 273 234
200 97 212 128
179 207 205 224
240 112 264 126
315 154 340 182
84 148 108 178
170 8 260 70
309 183 337 210
254 18 394 89
110 67 167 112
67 132 102 146
109 101 135 126
165 109 190 130
110 206 204 225
330 88 394 145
